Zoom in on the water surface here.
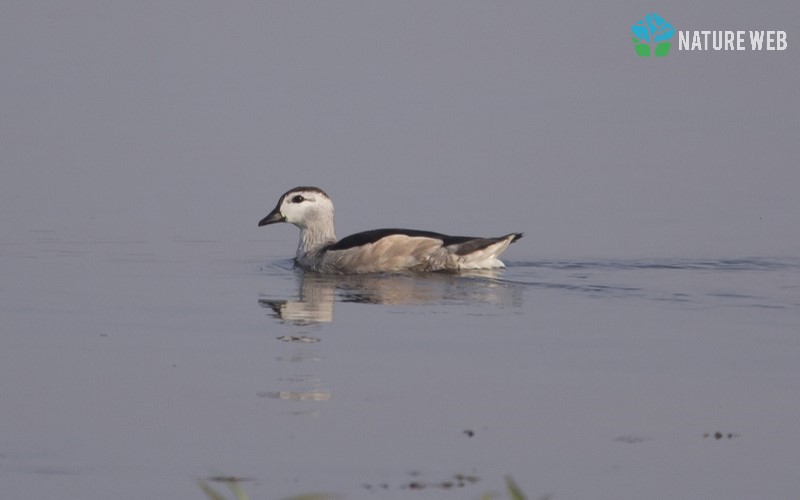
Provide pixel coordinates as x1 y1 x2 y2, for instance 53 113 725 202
2 235 799 499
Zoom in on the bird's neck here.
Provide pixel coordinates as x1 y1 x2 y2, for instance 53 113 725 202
297 221 336 258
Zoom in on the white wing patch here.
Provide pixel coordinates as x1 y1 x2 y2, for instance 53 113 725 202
324 235 444 273
321 233 516 273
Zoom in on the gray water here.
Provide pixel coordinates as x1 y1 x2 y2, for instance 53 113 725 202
2 234 799 499
2 1 800 499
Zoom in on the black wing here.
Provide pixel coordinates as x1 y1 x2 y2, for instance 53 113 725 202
324 228 478 252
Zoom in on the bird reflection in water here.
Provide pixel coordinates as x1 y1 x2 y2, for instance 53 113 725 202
258 267 523 410
259 268 523 325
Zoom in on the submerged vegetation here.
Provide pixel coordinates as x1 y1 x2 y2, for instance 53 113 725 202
197 474 536 500
196 477 250 500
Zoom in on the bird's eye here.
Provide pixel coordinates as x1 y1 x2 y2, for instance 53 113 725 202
291 195 305 203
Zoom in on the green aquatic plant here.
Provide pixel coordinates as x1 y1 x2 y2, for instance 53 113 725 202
197 477 249 500
504 475 528 500
197 477 338 500
198 474 529 499
482 476 547 500
479 476 532 500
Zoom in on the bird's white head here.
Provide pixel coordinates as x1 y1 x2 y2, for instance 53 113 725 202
258 186 334 230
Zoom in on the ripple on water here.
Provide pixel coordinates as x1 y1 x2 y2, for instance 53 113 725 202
507 257 800 272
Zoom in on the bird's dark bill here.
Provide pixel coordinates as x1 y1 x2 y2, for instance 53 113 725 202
258 208 285 226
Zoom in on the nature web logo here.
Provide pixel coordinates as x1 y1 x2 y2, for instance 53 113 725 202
631 13 676 57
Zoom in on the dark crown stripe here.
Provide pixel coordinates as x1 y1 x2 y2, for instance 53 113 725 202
280 186 329 202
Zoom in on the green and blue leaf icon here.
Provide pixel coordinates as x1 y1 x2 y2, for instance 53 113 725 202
631 13 675 57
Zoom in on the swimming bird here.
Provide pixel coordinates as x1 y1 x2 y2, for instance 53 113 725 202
258 186 522 274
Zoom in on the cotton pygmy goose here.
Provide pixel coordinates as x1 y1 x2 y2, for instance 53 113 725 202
259 186 522 274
